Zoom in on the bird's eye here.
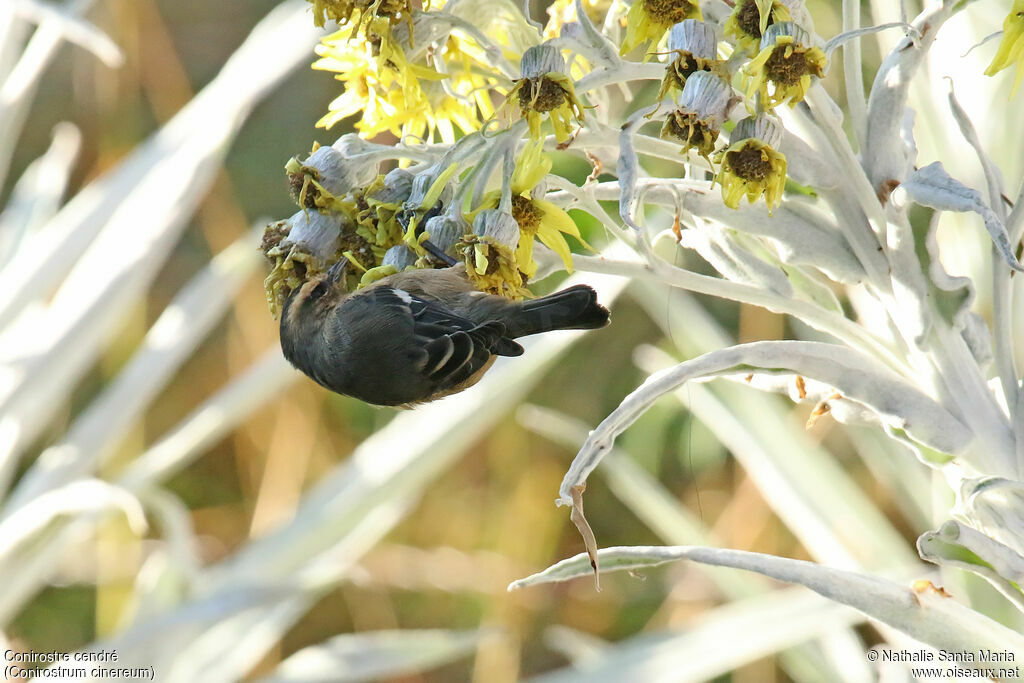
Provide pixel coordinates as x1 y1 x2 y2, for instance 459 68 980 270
308 281 328 301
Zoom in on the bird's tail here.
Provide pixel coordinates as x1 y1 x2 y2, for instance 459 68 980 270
505 285 610 338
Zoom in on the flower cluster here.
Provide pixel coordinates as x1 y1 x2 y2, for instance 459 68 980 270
507 45 586 144
262 132 589 312
638 2 825 211
287 0 835 302
275 0 1017 303
311 0 543 143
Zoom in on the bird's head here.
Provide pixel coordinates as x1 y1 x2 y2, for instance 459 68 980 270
280 258 350 356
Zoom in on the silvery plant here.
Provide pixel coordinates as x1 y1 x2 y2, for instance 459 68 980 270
2 0 1024 680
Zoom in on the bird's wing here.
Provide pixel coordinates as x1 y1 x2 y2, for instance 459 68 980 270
366 286 524 393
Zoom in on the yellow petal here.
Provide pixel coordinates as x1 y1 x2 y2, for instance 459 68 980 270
532 200 582 239
474 245 489 274
422 162 460 209
511 140 552 194
535 219 575 271
985 1 1024 94
525 110 543 140
516 235 538 278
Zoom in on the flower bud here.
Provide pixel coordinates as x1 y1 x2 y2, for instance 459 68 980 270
284 208 346 261
404 164 456 213
287 145 379 210
960 477 1024 558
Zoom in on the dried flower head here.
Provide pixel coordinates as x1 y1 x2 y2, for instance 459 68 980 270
459 210 526 298
723 0 793 53
620 0 702 57
508 45 586 143
716 114 788 211
744 22 826 109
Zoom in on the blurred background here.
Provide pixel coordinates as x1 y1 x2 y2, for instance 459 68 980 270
2 0 1020 681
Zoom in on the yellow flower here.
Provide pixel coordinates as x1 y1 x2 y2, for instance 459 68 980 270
314 23 433 131
313 22 495 142
724 0 791 53
473 141 590 280
717 116 788 211
507 45 586 143
620 0 702 57
744 23 825 109
510 74 585 143
985 0 1024 95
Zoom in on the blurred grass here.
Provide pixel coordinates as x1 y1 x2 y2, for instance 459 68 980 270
3 0 954 680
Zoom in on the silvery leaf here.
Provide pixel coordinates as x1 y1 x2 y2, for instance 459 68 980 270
616 111 650 230
682 191 865 284
946 82 1005 218
917 520 1024 612
0 122 80 268
5 231 263 511
713 371 954 466
256 629 489 683
823 22 916 58
558 341 973 506
10 0 123 66
958 313 994 369
779 129 840 190
561 0 620 68
532 588 862 683
863 1 957 194
0 479 146 564
509 545 1024 669
679 223 793 297
958 477 1024 559
897 162 1024 272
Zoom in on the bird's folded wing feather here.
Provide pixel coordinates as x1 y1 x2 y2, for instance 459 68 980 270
366 286 524 392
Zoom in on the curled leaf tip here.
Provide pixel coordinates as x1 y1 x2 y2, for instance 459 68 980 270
569 483 601 591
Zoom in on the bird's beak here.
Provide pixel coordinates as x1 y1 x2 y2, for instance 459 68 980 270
326 257 349 285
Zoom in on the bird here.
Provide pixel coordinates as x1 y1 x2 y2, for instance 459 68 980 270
279 258 610 407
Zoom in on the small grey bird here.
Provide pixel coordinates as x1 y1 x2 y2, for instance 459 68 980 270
280 259 610 407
